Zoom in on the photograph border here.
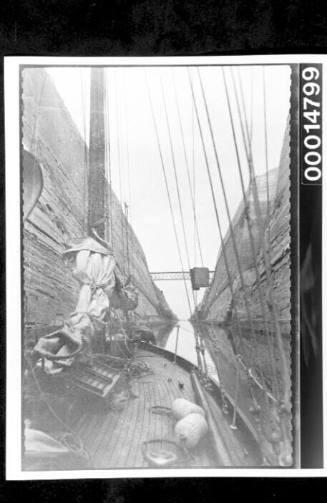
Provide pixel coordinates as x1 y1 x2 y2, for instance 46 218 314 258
5 54 326 480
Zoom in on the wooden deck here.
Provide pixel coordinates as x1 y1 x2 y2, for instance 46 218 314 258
71 350 217 468
24 346 262 470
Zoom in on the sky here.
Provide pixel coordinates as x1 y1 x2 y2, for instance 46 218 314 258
47 64 291 319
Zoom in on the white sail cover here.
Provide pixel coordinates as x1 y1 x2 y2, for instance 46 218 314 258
34 237 116 373
72 248 116 321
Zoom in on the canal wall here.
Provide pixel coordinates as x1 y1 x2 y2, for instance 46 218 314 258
198 120 291 396
22 68 175 345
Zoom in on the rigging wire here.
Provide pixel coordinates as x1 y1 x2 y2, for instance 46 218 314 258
197 68 267 387
198 331 209 380
261 66 278 394
124 203 131 277
123 75 133 277
171 71 205 268
30 73 48 159
160 77 193 274
203 323 278 402
235 68 290 402
114 70 126 277
104 70 114 249
192 105 196 263
144 71 193 318
189 69 242 361
262 67 271 226
24 71 48 224
187 68 245 358
161 74 205 373
26 357 91 462
114 71 124 205
123 77 133 229
22 73 93 460
191 105 199 306
80 69 89 235
233 67 290 406
104 73 109 241
221 68 279 398
160 76 196 312
249 69 254 148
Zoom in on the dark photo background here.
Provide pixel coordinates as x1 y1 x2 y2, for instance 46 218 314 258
1 0 326 499
300 183 322 468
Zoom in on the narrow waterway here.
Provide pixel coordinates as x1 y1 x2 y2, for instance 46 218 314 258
155 320 220 384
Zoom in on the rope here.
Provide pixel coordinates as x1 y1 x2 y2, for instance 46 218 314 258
30 72 48 160
171 71 205 267
173 325 180 364
230 359 241 429
189 70 243 353
24 70 49 222
124 203 131 277
187 69 245 358
262 67 270 224
103 71 109 242
222 68 279 398
114 70 126 277
192 104 197 268
80 69 89 234
105 70 114 248
123 77 133 274
233 68 290 406
262 66 273 284
193 327 203 373
197 68 265 383
26 357 90 462
160 77 201 314
232 69 290 459
198 332 209 380
114 71 124 205
123 77 133 229
145 71 193 318
160 77 194 300
196 321 277 402
249 69 254 148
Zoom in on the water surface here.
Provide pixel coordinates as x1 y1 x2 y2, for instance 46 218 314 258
155 320 220 384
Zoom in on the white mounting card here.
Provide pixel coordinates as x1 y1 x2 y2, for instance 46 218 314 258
4 55 326 479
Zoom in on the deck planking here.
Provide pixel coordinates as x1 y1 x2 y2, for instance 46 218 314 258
24 346 262 470
71 350 217 468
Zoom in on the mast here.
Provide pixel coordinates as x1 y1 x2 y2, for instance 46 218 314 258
88 67 106 238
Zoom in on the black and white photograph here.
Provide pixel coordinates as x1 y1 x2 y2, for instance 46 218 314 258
4 55 326 478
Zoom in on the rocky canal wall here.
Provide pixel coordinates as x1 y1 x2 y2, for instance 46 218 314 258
198 121 291 397
22 68 175 345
